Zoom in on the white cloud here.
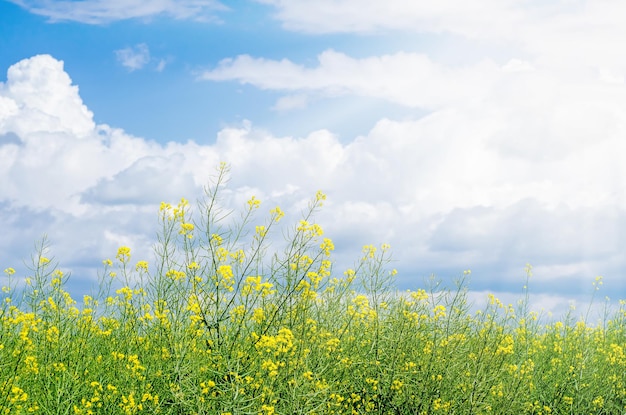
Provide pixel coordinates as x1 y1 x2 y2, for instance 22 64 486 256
0 54 94 137
156 59 168 72
256 1 626 83
201 50 497 110
256 0 526 36
2 53 626 304
10 0 228 24
272 94 309 112
115 44 151 72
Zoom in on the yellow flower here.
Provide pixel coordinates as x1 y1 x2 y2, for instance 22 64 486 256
344 268 356 282
261 404 275 415
593 275 603 290
391 380 403 391
247 196 261 210
320 238 334 256
102 259 113 267
4 267 15 276
135 261 149 272
179 222 194 238
252 308 265 324
410 289 428 302
217 265 235 291
270 206 284 222
159 201 172 212
315 190 326 202
592 396 604 408
187 262 200 271
362 244 376 259
433 305 446 319
166 269 186 281
211 233 223 246
116 246 131 264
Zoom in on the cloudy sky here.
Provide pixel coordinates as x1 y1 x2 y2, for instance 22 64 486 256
1 0 626 316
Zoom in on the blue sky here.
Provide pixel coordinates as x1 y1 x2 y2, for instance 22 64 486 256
2 0 626 318
0 1 424 142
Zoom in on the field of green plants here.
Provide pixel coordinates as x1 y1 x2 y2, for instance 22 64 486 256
2 164 626 414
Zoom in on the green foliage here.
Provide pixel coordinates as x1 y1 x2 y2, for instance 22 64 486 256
1 164 625 414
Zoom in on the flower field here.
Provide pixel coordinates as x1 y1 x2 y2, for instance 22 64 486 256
1 165 626 414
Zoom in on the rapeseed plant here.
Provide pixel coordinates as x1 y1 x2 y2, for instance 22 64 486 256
2 164 626 413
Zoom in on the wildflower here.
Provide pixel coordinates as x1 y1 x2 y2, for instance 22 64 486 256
230 249 245 263
344 268 356 282
315 190 326 203
52 362 66 372
179 222 194 238
135 261 149 272
102 259 113 267
216 265 235 291
320 238 334 256
230 305 246 319
390 380 403 391
46 326 60 343
166 269 185 281
252 308 265 324
39 256 50 265
592 396 604 408
261 405 276 415
411 289 428 302
433 305 446 319
311 223 323 236
270 206 284 222
524 262 533 278
247 196 261 210
4 267 15 276
200 380 216 394
362 244 376 259
116 286 133 301
159 201 171 212
297 220 310 233
116 246 131 264
255 225 267 237
211 233 223 246
187 262 200 271
432 399 451 411
496 335 515 355
261 359 280 377
593 275 603 290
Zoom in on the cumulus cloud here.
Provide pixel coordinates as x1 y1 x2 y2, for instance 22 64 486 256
2 52 626 305
115 44 151 72
0 54 95 137
10 0 228 24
